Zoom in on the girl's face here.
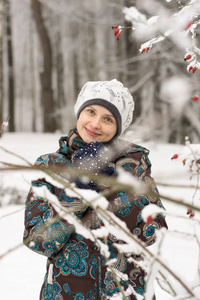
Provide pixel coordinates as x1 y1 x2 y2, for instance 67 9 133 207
77 105 117 143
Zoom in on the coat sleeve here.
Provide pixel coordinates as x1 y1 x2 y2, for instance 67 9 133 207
23 177 87 258
106 152 168 246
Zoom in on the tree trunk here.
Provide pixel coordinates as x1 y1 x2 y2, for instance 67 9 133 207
55 31 65 131
0 0 4 132
5 0 15 132
31 0 56 132
29 20 36 132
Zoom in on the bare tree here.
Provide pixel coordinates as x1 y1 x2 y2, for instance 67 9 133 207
31 0 56 132
5 0 15 132
55 30 65 131
0 0 4 130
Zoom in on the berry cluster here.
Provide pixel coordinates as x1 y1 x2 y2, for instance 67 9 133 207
141 47 151 53
112 25 122 40
111 25 133 40
188 65 197 73
184 51 200 73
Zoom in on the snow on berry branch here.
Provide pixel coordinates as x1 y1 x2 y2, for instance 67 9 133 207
111 25 133 40
171 136 200 176
171 135 200 221
112 0 200 72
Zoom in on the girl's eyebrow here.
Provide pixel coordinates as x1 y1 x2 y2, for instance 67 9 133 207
87 106 96 111
87 106 114 118
105 113 114 118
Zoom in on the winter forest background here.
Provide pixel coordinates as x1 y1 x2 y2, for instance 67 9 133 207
1 0 200 143
1 0 200 300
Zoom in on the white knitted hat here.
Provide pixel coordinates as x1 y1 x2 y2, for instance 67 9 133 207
74 79 134 135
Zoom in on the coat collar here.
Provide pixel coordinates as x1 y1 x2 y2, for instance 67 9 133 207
57 128 149 161
58 128 87 157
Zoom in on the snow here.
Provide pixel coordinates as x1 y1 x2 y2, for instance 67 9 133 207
0 133 199 299
142 204 166 222
160 76 190 114
0 205 46 299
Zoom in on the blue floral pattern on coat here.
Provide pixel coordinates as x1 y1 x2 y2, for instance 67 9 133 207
114 191 134 216
42 282 62 299
56 241 89 277
43 222 74 254
143 222 159 240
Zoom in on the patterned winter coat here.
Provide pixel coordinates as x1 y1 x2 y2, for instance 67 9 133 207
23 129 167 300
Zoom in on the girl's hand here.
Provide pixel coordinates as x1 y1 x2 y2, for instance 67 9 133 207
72 141 111 174
71 142 114 190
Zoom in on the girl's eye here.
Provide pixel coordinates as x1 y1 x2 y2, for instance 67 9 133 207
88 109 95 115
105 117 113 123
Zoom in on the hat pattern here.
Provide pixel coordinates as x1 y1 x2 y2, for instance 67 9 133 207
74 79 134 135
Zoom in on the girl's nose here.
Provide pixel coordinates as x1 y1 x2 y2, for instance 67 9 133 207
91 118 101 129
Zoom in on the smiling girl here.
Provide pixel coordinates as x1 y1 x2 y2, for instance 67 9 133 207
23 79 167 300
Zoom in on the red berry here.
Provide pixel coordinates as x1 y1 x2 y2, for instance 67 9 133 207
193 66 197 73
114 28 120 35
189 212 195 218
141 48 146 53
189 66 193 72
187 208 193 215
116 32 121 40
171 154 178 160
192 95 199 101
185 20 193 30
146 47 150 52
184 54 192 61
146 215 153 224
112 25 118 29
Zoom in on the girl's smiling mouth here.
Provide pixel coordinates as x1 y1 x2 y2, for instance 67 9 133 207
85 127 101 137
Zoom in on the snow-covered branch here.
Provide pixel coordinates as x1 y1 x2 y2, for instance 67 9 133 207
1 138 200 299
119 1 200 73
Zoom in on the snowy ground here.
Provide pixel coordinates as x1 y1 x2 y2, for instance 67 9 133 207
0 133 199 300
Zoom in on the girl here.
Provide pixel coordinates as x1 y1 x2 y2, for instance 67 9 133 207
24 79 167 300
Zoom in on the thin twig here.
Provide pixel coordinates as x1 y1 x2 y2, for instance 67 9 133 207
0 206 24 219
0 146 33 166
1 161 200 214
185 138 200 205
157 271 177 296
0 242 23 260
